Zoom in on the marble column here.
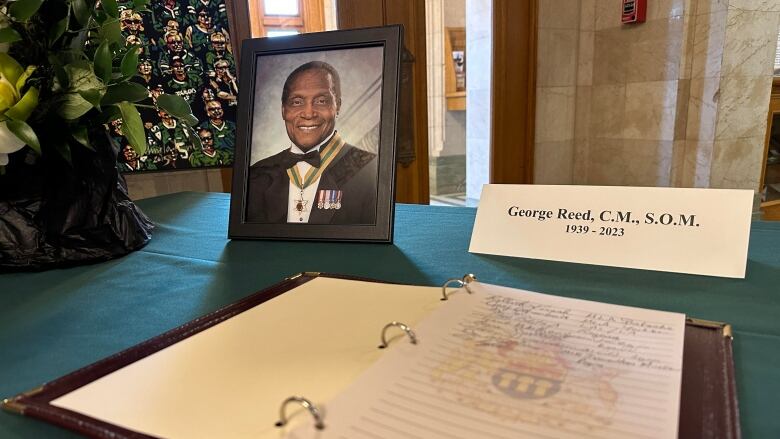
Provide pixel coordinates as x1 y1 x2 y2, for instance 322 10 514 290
466 0 492 200
709 0 780 190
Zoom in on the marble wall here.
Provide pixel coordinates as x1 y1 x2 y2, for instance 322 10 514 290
706 0 780 190
536 0 780 192
426 0 446 162
577 0 686 186
534 0 581 184
427 0 467 195
466 0 492 199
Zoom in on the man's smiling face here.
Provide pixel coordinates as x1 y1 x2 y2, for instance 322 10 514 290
281 68 340 152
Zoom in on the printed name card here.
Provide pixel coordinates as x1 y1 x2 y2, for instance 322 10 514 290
469 185 754 278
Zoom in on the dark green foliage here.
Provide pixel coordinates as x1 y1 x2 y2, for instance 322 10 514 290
0 0 195 167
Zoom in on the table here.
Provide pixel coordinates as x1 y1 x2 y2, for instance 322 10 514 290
1 191 778 438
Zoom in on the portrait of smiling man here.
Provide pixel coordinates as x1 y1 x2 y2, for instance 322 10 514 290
245 61 379 224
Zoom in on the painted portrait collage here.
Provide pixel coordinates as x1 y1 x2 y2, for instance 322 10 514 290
114 0 237 172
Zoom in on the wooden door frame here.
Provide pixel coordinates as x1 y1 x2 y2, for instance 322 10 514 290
760 78 780 196
227 0 538 195
225 0 251 70
491 0 537 184
336 0 430 204
221 0 253 191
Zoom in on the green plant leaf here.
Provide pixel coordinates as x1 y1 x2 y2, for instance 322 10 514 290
51 65 69 91
157 94 197 125
51 137 73 164
64 61 103 93
79 88 104 110
94 10 108 25
94 41 112 83
71 125 94 150
0 79 16 111
182 113 199 126
0 28 22 44
6 120 40 155
15 66 36 93
0 53 24 86
99 20 123 45
72 0 91 26
49 16 69 46
132 0 150 8
156 94 189 117
120 46 140 78
47 55 69 91
102 82 148 105
56 93 93 119
183 124 202 151
118 101 147 155
5 87 39 121
9 0 44 21
102 0 119 18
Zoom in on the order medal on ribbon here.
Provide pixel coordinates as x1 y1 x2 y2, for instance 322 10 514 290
317 190 325 209
286 134 347 215
316 190 343 210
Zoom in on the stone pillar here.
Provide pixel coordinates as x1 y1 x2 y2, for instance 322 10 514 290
709 0 780 190
425 0 445 158
674 0 779 192
466 0 492 200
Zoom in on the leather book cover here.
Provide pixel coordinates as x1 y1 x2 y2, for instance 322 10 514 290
2 273 741 439
679 319 741 439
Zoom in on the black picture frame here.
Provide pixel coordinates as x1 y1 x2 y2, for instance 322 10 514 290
228 26 401 243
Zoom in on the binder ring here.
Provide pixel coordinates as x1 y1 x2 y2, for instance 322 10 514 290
275 396 325 430
441 273 477 300
378 321 417 348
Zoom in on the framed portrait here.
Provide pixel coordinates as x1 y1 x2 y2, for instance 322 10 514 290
228 26 402 242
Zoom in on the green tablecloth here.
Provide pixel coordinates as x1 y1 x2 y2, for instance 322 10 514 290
1 191 778 438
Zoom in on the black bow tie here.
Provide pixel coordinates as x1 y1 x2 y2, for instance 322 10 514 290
282 149 321 169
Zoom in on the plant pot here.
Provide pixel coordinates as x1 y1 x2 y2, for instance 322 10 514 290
0 133 154 271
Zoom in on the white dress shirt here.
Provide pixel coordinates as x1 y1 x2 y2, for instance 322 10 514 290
287 131 335 223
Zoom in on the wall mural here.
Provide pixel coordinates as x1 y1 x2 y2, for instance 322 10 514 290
114 0 237 172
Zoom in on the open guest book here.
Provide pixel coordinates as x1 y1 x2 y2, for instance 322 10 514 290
2 273 740 439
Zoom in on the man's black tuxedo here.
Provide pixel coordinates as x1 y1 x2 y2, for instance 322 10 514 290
246 143 377 224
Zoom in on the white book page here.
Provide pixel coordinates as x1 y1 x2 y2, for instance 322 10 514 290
50 277 444 439
288 282 686 439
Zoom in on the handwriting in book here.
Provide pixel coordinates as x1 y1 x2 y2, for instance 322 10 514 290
428 293 680 437
287 284 683 439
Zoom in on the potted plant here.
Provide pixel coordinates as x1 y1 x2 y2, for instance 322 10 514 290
0 0 200 271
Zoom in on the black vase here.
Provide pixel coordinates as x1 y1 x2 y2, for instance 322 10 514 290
0 133 154 271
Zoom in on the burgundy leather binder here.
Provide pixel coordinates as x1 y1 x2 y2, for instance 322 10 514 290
2 273 741 439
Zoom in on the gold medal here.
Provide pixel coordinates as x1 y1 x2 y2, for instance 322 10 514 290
295 189 307 214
